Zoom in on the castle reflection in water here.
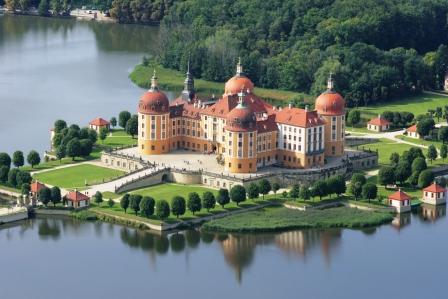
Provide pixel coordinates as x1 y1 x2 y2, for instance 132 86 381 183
1 204 446 284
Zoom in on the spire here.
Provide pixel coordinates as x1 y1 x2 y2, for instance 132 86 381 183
182 54 195 101
236 57 244 76
327 72 334 90
150 69 159 91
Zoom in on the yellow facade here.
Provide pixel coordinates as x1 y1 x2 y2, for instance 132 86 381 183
224 130 257 173
321 114 345 157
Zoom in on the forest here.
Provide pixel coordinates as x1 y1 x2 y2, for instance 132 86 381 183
158 0 448 107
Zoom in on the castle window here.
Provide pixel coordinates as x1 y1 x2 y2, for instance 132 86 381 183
141 145 144 149
332 146 335 155
249 163 252 168
151 145 155 150
238 164 242 169
151 116 155 121
228 163 231 168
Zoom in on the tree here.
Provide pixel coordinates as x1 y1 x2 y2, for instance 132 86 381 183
187 192 202 215
312 180 328 200
272 182 280 194
282 191 288 199
362 183 378 203
38 0 50 15
202 191 216 212
230 185 246 206
395 161 412 185
417 118 435 137
389 152 399 165
216 188 230 208
21 183 30 196
418 170 435 188
51 186 61 207
331 175 346 197
54 119 67 133
351 173 366 186
56 145 66 162
94 191 103 207
408 171 420 187
247 183 259 200
12 151 24 168
108 199 115 208
438 126 448 144
129 194 142 215
347 109 361 125
125 115 138 138
411 157 427 174
350 181 363 200
436 107 443 122
140 196 155 217
79 139 93 157
171 196 186 218
156 200 170 220
110 117 117 128
289 184 301 199
120 194 130 213
27 150 41 168
0 153 11 168
378 166 395 187
300 187 311 201
119 111 131 128
66 138 81 161
0 166 9 183
16 171 31 188
39 187 52 207
258 179 271 200
7 168 20 187
99 127 108 144
441 144 448 161
427 145 437 163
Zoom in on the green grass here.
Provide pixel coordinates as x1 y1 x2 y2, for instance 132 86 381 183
366 175 421 200
129 183 218 200
357 138 420 165
397 135 442 148
33 164 125 188
130 63 309 104
102 191 121 200
346 126 377 134
101 129 137 148
357 93 448 119
202 206 394 233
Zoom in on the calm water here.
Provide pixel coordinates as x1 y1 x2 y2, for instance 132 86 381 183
0 205 446 299
0 14 174 155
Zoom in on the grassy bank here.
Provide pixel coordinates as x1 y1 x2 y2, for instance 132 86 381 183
130 63 308 104
202 206 394 233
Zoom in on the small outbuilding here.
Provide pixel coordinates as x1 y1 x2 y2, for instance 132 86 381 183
65 190 90 209
367 115 391 132
388 189 411 213
89 117 110 133
30 181 47 206
422 183 446 205
406 124 419 139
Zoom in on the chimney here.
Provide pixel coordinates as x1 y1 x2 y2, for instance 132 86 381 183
305 105 309 112
288 103 292 109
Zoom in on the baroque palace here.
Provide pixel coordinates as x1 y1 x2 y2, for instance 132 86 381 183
137 61 345 174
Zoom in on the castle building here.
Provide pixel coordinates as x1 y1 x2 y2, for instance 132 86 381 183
137 61 345 174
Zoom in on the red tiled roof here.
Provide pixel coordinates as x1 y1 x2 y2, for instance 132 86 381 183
388 190 411 201
89 118 110 126
275 107 325 128
31 181 46 193
225 75 254 95
368 117 390 126
315 91 345 116
65 191 90 202
407 124 417 133
257 114 278 133
202 93 273 118
423 183 445 193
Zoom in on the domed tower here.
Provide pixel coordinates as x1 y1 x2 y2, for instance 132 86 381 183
225 58 255 95
315 74 345 157
224 90 257 173
181 57 195 102
138 70 170 155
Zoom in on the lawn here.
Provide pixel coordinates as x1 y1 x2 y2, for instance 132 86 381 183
0 183 21 193
357 93 448 119
130 183 218 200
202 206 394 233
33 164 125 188
397 135 443 148
130 63 308 104
366 175 421 201
100 129 137 148
357 138 422 165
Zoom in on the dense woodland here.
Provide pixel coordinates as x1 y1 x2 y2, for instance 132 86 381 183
159 0 448 106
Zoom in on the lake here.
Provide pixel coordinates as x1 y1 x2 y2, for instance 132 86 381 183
0 14 175 156
0 204 446 299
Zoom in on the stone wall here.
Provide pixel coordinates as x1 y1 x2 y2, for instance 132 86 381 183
0 208 28 224
348 152 378 171
101 152 148 173
116 169 170 193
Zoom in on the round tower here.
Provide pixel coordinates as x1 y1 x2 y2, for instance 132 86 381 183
138 70 170 155
224 90 257 173
314 74 345 157
224 58 255 95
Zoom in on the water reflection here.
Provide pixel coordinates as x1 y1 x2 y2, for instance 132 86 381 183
419 203 446 223
391 213 412 231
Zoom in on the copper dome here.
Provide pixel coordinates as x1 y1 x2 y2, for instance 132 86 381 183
225 104 256 132
138 90 169 114
315 91 345 116
225 76 254 95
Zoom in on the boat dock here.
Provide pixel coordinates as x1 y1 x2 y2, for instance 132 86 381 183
0 207 28 224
